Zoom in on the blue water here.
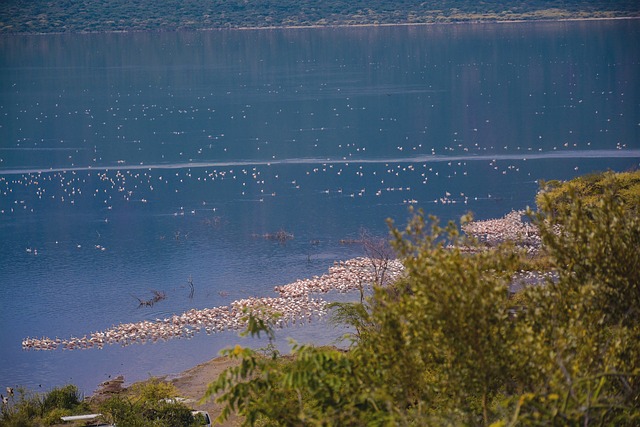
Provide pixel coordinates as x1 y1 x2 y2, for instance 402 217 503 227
1 20 639 394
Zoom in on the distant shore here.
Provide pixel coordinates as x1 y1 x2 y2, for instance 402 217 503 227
229 16 639 32
5 16 639 36
1 12 637 36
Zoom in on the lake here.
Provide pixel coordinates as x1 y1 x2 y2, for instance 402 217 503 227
1 19 639 394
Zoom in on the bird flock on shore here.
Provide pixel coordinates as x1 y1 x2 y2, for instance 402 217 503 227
462 209 541 251
22 257 401 351
22 210 552 352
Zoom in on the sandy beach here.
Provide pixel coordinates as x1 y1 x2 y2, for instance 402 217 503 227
169 355 243 426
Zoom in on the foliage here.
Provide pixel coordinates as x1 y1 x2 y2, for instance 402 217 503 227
205 212 524 425
41 384 82 414
41 408 72 426
0 387 42 427
3 170 638 426
352 212 522 424
0 0 638 34
127 377 179 405
100 395 142 427
152 402 195 426
0 385 89 427
204 338 392 425
537 169 640 217
204 177 640 426
0 376 198 426
513 185 640 425
99 378 197 427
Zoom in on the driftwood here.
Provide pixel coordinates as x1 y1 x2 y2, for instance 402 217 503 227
132 290 166 307
252 230 293 243
339 239 364 245
187 275 194 299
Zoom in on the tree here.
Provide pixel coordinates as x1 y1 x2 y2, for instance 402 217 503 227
204 212 524 426
362 212 521 425
509 185 640 425
536 170 640 217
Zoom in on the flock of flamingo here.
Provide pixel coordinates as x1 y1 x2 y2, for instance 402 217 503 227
22 210 554 352
22 257 403 351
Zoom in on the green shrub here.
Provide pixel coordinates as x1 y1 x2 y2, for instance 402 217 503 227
100 395 142 426
0 387 43 426
41 407 72 426
536 169 640 216
129 377 179 405
41 384 82 413
154 402 194 426
100 381 196 427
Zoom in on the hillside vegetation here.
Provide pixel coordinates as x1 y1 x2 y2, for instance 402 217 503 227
0 0 639 34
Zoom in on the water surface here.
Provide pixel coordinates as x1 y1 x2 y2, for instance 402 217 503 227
1 20 639 393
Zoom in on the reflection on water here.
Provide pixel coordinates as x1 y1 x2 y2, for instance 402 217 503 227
0 20 639 393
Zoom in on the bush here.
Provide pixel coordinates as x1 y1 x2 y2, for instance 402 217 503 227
41 408 72 426
536 169 640 216
154 402 195 426
100 395 144 426
0 384 93 427
128 377 179 406
100 379 196 427
41 384 82 413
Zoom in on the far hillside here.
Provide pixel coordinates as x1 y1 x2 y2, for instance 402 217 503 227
0 0 639 34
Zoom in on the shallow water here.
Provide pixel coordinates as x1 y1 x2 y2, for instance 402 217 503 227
1 20 639 394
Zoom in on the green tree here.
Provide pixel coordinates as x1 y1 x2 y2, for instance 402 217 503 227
536 170 640 217
508 186 640 425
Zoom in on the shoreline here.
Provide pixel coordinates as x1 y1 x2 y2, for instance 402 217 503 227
2 16 638 36
230 15 640 31
88 353 244 424
168 354 245 424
